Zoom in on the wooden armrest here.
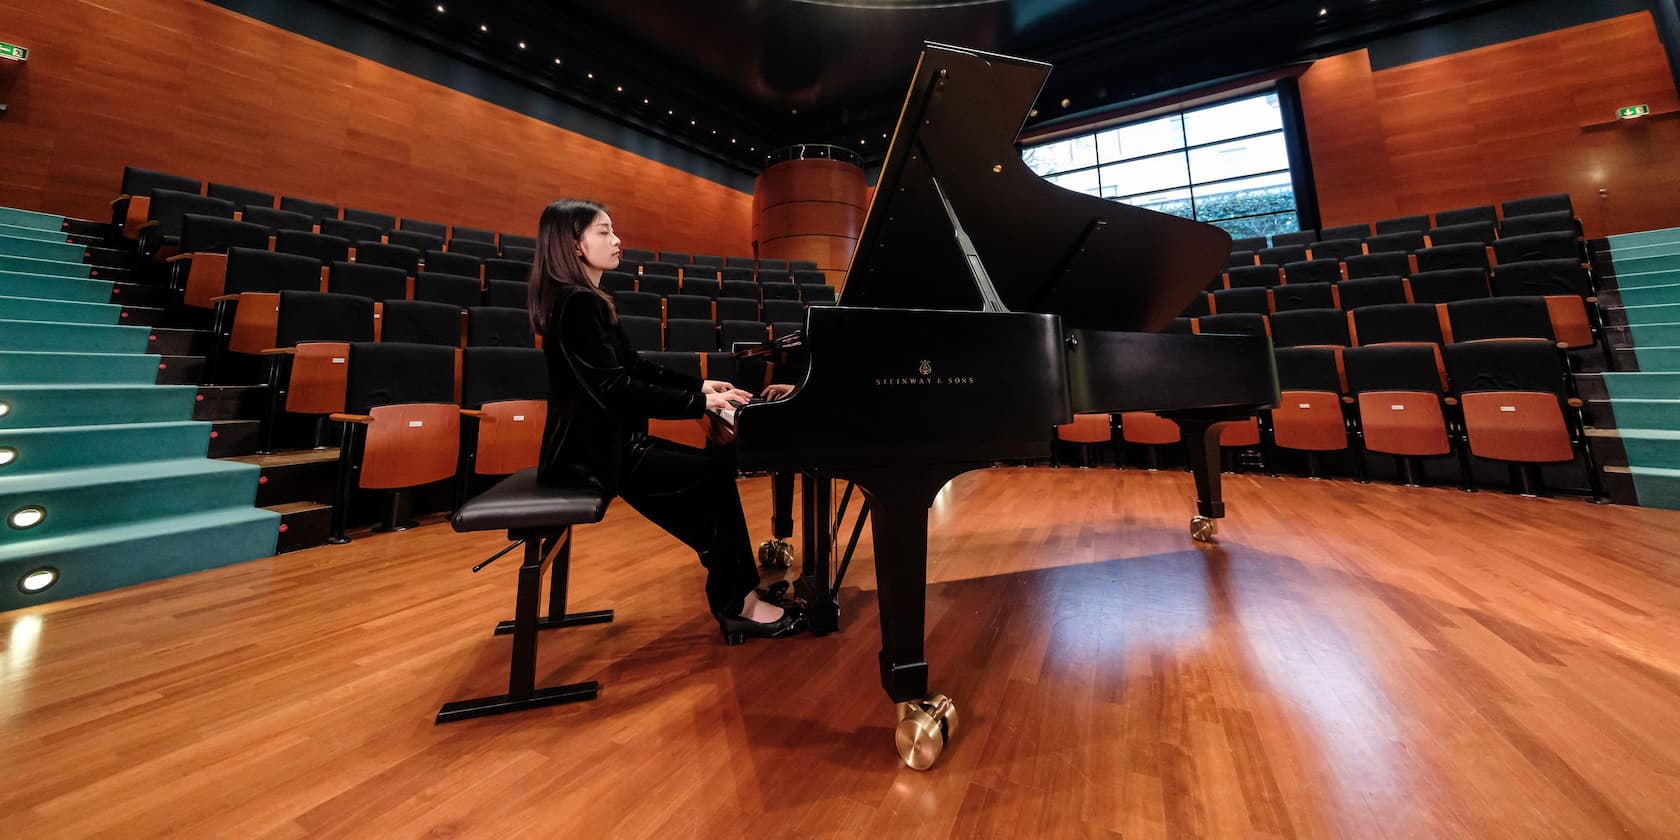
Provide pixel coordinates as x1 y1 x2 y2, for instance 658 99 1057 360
459 408 488 418
136 220 160 232
110 195 133 208
258 347 296 356
1340 395 1354 405
209 294 241 303
1568 397 1584 408
329 413 373 424
1556 341 1568 350
1443 396 1459 406
165 252 208 263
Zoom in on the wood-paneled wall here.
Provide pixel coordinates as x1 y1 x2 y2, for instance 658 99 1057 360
1300 13 1680 239
0 0 753 256
753 159 868 285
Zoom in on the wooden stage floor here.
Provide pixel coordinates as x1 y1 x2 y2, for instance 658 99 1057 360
4 467 1680 839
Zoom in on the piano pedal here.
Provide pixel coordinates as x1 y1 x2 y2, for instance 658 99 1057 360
758 539 794 568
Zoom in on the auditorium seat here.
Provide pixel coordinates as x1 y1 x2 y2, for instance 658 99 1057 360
638 274 680 297
1500 193 1573 218
319 218 384 245
500 245 536 263
485 280 525 309
722 254 754 268
619 315 663 350
1348 303 1446 345
447 239 499 259
609 290 662 319
1053 413 1116 469
1270 308 1351 347
1407 268 1490 304
600 271 638 293
424 249 482 278
800 284 837 304
400 218 448 239
1345 251 1411 279
169 215 272 308
1210 287 1270 316
279 196 339 225
274 231 352 266
243 206 314 232
258 290 376 452
665 317 719 352
1491 258 1595 299
328 261 408 303
1443 337 1599 498
661 251 692 264
792 270 826 286
1271 231 1316 248
457 346 549 505
387 230 444 252
770 321 802 340
1427 221 1497 247
1498 211 1579 238
643 261 682 278
1195 313 1269 337
1163 317 1194 334
1415 242 1490 272
616 259 644 275
112 167 203 241
760 283 801 301
209 183 274 210
1230 236 1268 252
758 257 790 273
1375 214 1430 234
485 259 531 284
1282 259 1341 285
1364 231 1425 254
1227 264 1283 289
1259 244 1308 265
1343 342 1464 487
790 260 820 271
1444 296 1555 343
1336 276 1410 310
720 267 754 285
1319 224 1372 242
720 319 771 350
763 299 806 323
381 299 463 346
137 189 236 259
344 209 397 230
1118 412 1180 469
467 307 535 348
413 272 484 309
624 248 658 263
451 225 496 243
715 297 760 322
639 351 710 448
1271 346 1360 478
210 248 331 380
1180 293 1212 318
498 233 536 250
1492 231 1582 265
665 294 715 322
354 242 421 275
680 276 722 298
1273 283 1338 313
1227 250 1258 268
1434 204 1497 227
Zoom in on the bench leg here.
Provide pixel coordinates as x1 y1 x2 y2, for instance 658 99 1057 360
492 530 614 634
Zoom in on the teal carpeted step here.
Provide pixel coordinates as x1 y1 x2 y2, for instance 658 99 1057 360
1615 429 1680 470
1617 303 1680 329
1609 228 1680 250
1627 465 1680 509
0 350 159 384
0 253 92 279
1599 399 1680 430
1629 323 1680 348
0 295 121 325
0 234 83 263
0 222 68 244
0 207 64 232
0 506 279 611
0 421 211 474
0 384 197 429
0 319 151 353
1611 252 1680 276
1607 268 1680 290
1618 284 1680 308
0 270 114 304
1632 347 1680 372
1602 372 1680 400
0 458 261 545
1607 241 1680 264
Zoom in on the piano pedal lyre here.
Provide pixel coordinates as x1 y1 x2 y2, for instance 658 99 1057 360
757 538 794 568
1190 515 1219 543
895 693 958 770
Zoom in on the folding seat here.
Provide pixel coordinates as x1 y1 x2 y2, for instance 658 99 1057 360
1414 243 1489 273
720 319 771 350
318 218 384 244
720 267 755 284
1226 250 1258 268
1336 276 1409 310
1443 338 1600 499
387 230 443 252
1210 288 1270 316
209 183 274 210
1492 231 1581 265
1258 244 1308 265
484 258 531 283
619 314 663 350
210 248 329 380
467 307 535 347
1427 221 1496 247
1272 282 1337 312
1492 258 1594 300
1230 236 1268 252
258 290 377 451
1307 238 1364 261
355 242 421 275
1348 303 1445 345
643 261 682 278
665 294 715 322
692 254 725 267
665 317 719 352
499 245 536 263
112 166 203 240
1364 231 1425 254
1408 268 1489 304
242 206 315 232
279 196 339 225
758 257 790 272
456 346 549 505
1501 193 1573 218
723 254 755 268
1271 231 1317 248
1270 308 1351 347
1498 211 1578 238
1282 259 1340 285
623 248 658 262
344 209 397 230
400 218 448 239
1227 264 1283 289
328 261 408 303
1344 251 1411 279
789 260 820 271
137 189 236 260
1444 296 1555 344
680 276 722 298
1343 342 1463 487
1180 293 1212 318
451 225 496 243
792 270 825 286
272 232 349 269
771 321 803 340
632 351 711 447
327 341 460 540
485 279 526 309
760 282 801 301
424 249 482 278
381 299 462 346
762 299 807 323
600 271 638 293
720 279 760 300
1119 412 1180 469
610 290 662 319
1194 313 1269 337
412 272 483 309
1319 223 1372 241
1271 345 1361 478
638 274 680 297
653 251 687 265
447 239 499 259
1434 205 1496 227
801 284 837 304
1052 413 1116 469
715 297 759 322
170 215 273 308
498 233 536 250
616 259 644 275
1375 215 1430 234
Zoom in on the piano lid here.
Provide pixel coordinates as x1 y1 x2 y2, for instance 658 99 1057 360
839 43 1231 333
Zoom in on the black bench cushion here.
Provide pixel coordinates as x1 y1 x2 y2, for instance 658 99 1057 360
452 468 609 532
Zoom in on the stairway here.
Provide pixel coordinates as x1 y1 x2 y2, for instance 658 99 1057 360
1596 226 1680 509
0 206 279 610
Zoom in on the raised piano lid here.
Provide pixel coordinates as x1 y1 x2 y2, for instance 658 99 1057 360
840 42 1231 333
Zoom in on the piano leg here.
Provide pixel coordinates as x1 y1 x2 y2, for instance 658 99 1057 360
758 472 797 568
796 472 840 635
1167 412 1241 542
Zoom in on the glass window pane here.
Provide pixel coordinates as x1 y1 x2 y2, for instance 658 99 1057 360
1213 212 1299 241
1022 135 1097 176
1095 115 1184 163
1192 172 1296 222
1099 152 1190 197
1183 93 1282 147
1187 133 1288 185
1114 188 1194 220
1047 168 1101 197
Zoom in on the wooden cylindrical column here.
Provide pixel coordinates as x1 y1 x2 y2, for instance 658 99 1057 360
753 154 868 286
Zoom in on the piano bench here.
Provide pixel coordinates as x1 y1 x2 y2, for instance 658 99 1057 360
436 467 614 724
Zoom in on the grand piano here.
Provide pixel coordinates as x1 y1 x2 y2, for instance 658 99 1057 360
726 43 1278 769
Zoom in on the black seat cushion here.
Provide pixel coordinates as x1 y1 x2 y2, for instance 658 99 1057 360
451 468 609 533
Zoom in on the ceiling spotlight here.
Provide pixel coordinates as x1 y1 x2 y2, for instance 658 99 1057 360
643 98 649 104
668 109 674 115
518 41 527 50
882 132 888 138
731 138 737 143
10 506 45 530
615 85 623 92
479 23 488 32
690 119 697 125
0 447 15 466
586 72 593 79
1029 108 1038 117
860 138 867 145
435 3 445 12
1060 98 1071 108
553 57 562 64
711 129 717 134
1319 7 1327 14
18 567 57 594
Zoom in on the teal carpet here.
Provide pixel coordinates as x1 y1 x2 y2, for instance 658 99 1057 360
1605 228 1680 509
0 205 277 611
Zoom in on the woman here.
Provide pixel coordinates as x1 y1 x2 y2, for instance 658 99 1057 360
528 198 805 644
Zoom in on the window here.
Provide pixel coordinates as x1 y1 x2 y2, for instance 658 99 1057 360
1021 91 1300 241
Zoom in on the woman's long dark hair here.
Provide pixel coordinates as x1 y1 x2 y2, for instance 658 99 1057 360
528 198 616 334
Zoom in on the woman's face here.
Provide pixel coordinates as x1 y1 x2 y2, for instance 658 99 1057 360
576 211 621 274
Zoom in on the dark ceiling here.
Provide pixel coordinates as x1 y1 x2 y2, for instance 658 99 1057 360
313 0 1526 174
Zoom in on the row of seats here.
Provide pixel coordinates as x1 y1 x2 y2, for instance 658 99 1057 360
1233 192 1579 252
610 291 815 325
600 270 835 304
619 315 801 354
1198 260 1594 313
1172 296 1594 354
1227 224 1586 271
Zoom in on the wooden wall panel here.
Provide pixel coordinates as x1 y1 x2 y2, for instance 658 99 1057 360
754 159 868 285
0 0 752 256
1300 13 1680 238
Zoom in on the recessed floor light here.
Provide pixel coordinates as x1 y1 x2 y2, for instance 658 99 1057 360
10 506 45 530
0 447 15 466
19 567 57 594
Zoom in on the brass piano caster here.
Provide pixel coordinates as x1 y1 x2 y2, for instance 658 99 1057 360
894 693 958 770
757 539 794 568
1190 515 1219 543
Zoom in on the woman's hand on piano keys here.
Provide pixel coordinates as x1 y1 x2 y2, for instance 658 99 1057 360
702 379 741 394
705 390 752 414
761 384 795 401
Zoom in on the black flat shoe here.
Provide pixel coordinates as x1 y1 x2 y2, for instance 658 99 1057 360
755 580 805 608
716 605 808 646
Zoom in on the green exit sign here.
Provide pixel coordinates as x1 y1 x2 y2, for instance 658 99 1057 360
1618 104 1650 120
0 43 26 62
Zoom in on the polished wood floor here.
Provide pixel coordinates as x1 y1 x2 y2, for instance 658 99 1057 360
4 467 1680 839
